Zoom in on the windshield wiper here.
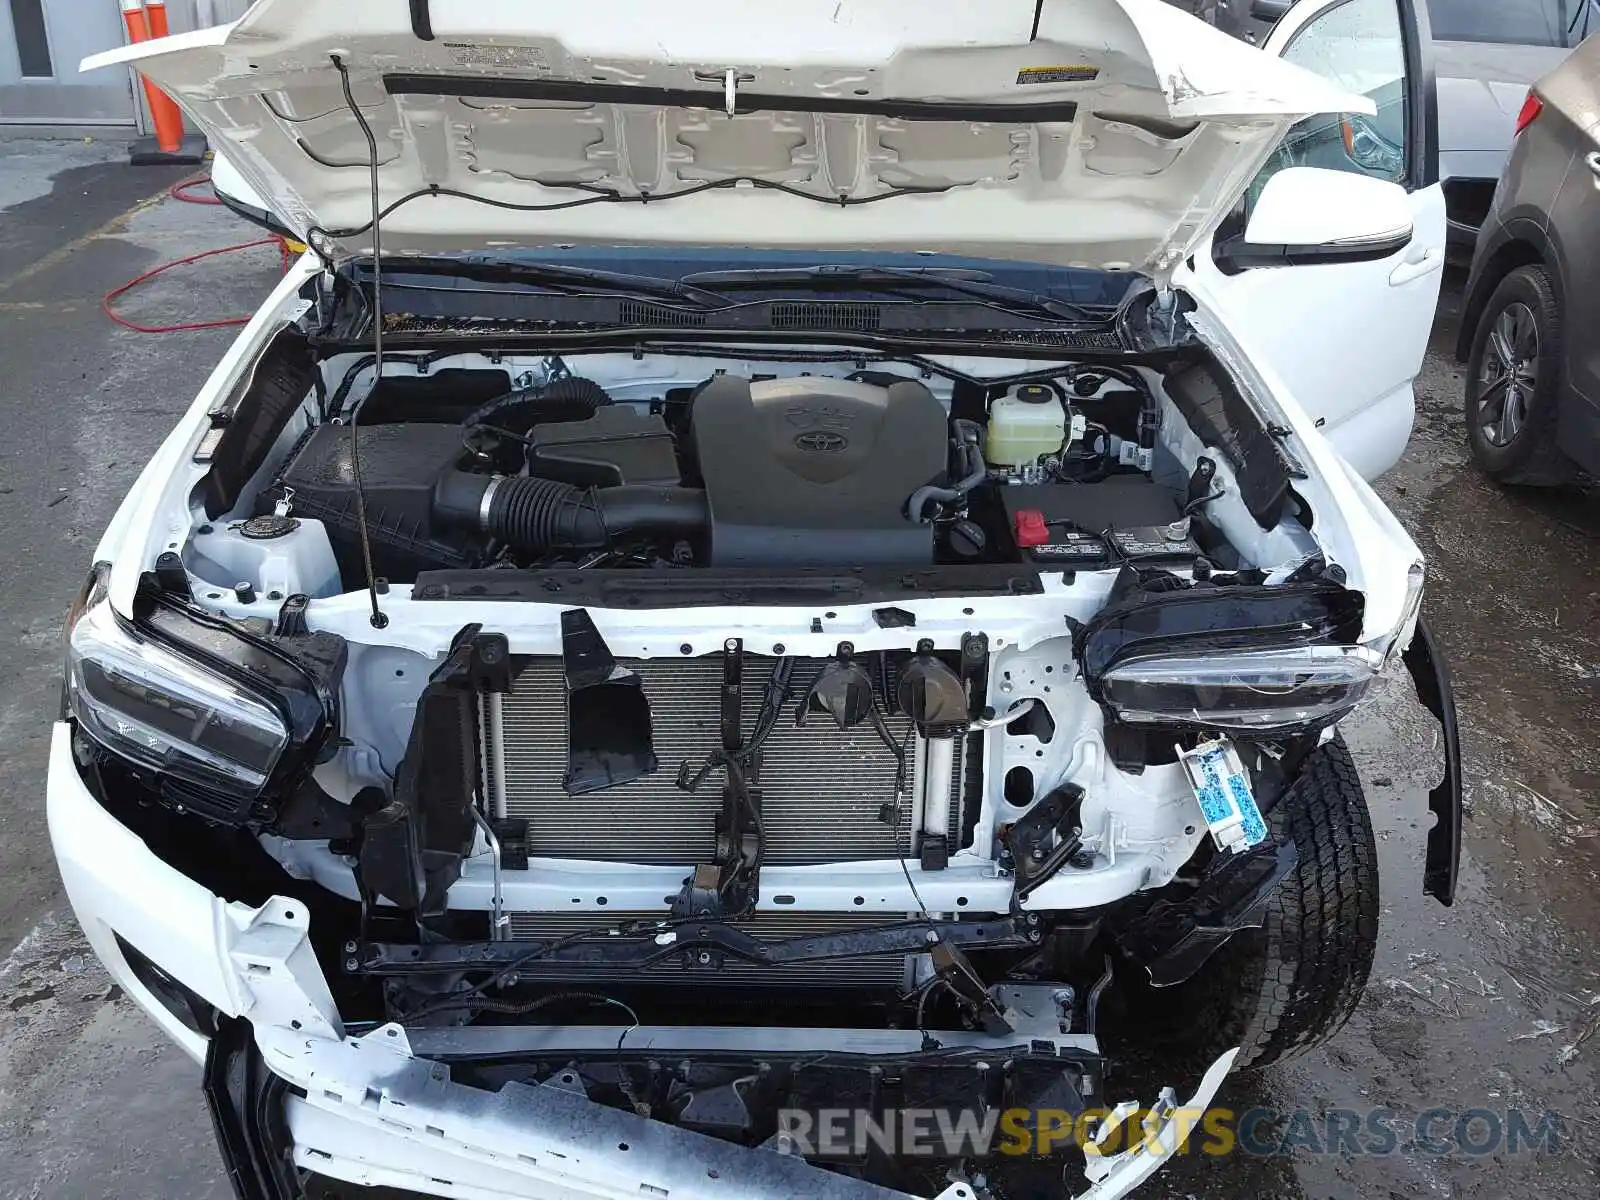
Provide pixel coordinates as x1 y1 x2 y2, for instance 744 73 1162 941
679 264 1116 323
372 257 733 309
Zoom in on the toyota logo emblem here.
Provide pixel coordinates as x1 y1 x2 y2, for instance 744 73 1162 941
794 430 849 453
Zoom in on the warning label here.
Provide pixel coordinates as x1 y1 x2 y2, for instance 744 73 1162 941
1015 64 1100 85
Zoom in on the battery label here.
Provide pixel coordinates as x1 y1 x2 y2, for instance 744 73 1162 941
1027 532 1106 561
1110 526 1201 559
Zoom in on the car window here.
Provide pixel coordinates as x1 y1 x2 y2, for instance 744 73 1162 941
1426 0 1595 48
1247 0 1411 207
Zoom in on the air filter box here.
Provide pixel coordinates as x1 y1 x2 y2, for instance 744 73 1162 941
273 423 482 582
525 407 680 487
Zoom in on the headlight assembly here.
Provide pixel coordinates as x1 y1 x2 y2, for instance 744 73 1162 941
68 595 289 791
63 568 340 821
1099 645 1382 732
1077 576 1373 736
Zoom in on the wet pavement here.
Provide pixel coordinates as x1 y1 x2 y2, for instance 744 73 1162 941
0 138 1595 1198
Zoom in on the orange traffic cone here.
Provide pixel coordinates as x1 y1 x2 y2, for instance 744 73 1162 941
121 0 204 165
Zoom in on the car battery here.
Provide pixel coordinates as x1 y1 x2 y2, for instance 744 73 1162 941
1001 477 1202 567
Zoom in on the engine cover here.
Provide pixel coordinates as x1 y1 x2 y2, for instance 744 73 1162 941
690 376 948 566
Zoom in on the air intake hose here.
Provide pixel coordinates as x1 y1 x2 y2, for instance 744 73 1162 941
434 469 708 551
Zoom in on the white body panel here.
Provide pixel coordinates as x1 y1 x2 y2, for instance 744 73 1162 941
81 0 1367 276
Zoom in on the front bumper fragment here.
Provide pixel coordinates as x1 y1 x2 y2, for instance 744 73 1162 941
208 1014 1237 1200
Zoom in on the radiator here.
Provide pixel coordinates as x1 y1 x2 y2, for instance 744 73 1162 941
504 910 913 989
494 655 966 866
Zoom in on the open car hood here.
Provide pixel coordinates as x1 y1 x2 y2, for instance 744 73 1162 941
84 0 1366 277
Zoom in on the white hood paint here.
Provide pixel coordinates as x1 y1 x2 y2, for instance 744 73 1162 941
84 0 1366 276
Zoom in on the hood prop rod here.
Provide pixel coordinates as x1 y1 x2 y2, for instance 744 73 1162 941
331 53 389 630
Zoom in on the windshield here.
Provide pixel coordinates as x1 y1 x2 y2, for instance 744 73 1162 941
1426 0 1596 46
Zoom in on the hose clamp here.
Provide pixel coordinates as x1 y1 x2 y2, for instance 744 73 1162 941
479 475 504 527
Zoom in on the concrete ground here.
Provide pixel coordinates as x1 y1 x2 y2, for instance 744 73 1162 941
0 136 1595 1199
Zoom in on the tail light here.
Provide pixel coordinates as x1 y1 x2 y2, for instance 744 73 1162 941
1514 91 1543 137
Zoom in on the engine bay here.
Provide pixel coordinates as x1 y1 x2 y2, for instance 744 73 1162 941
240 353 1232 590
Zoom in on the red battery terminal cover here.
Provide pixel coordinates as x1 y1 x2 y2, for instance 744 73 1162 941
1013 508 1051 548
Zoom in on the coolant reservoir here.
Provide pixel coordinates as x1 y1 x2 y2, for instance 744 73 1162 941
986 383 1067 469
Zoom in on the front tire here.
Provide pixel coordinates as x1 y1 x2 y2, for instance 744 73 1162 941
1110 736 1379 1073
1464 264 1573 486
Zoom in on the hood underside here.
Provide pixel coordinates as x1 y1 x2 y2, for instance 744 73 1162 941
84 0 1367 275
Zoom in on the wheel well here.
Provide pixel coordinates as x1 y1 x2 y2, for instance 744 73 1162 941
1458 240 1548 362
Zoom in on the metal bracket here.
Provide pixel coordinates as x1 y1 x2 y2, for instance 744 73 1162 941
1007 784 1087 901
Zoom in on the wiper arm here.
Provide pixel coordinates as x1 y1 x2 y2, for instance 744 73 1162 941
376 256 732 309
680 263 1113 323
682 265 997 284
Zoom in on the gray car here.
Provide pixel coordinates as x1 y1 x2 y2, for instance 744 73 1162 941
1429 0 1587 242
1458 32 1600 483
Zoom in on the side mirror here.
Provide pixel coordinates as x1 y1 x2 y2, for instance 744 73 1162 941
1250 0 1294 20
209 153 299 242
1215 167 1413 271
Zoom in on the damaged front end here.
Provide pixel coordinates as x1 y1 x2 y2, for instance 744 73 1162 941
73 567 1438 1199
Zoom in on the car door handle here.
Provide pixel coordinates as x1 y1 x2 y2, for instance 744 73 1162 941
1389 247 1440 287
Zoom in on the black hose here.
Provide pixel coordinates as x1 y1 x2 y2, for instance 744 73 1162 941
907 420 988 522
464 376 610 434
434 469 707 551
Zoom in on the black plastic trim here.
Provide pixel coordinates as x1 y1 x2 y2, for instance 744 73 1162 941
1403 615 1462 907
411 564 1047 608
1213 230 1414 273
203 1016 299 1200
1116 838 1299 987
201 325 319 520
1397 0 1439 191
356 916 1030 974
383 73 1078 123
1162 359 1295 528
116 934 219 1038
408 0 433 41
212 186 297 243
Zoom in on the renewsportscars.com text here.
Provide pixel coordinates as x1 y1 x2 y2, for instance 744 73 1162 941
774 1105 1564 1159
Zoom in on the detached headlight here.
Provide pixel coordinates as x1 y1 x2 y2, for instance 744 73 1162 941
67 593 289 792
1100 645 1381 733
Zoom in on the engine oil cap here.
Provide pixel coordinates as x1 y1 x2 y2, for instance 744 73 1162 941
240 514 299 540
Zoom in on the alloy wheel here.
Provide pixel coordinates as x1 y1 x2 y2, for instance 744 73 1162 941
1476 302 1539 447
